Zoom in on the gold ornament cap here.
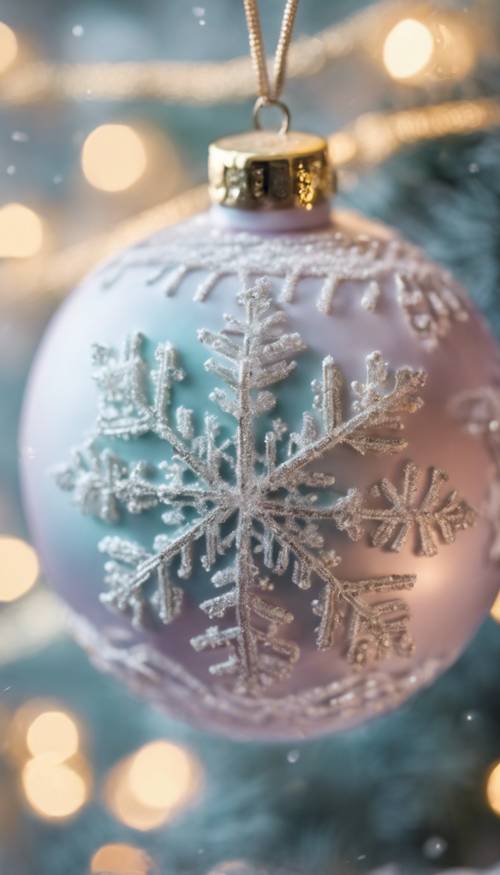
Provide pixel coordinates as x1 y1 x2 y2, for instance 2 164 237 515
208 130 334 211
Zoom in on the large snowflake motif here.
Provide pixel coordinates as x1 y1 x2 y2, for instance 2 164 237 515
56 280 475 695
100 219 469 349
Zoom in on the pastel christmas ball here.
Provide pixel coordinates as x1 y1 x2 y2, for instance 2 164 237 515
20 207 500 740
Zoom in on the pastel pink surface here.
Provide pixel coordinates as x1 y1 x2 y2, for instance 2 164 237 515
20 205 500 739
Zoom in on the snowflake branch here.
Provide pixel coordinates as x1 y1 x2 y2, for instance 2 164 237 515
92 333 219 487
261 510 415 666
129 506 234 588
263 354 426 492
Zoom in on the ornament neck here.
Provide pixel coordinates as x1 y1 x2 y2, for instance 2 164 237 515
209 202 331 232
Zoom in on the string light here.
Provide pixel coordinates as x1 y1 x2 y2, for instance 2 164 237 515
486 761 500 816
0 204 43 258
434 19 475 81
381 10 477 85
383 18 434 80
490 591 500 622
26 710 79 764
0 536 39 602
0 0 431 106
1 98 499 307
128 740 198 810
0 22 18 75
13 700 91 820
90 844 155 875
81 124 147 192
22 757 89 819
104 740 202 831
329 99 500 169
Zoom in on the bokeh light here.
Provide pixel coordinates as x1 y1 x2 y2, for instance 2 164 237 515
434 19 475 81
81 124 147 192
128 740 196 809
26 710 79 764
22 757 89 819
104 740 202 831
0 22 18 74
90 844 155 875
0 204 43 258
383 18 434 80
0 536 39 602
486 761 500 816
490 590 500 622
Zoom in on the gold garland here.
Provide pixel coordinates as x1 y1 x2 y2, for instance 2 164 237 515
329 98 500 167
0 0 425 105
2 98 500 307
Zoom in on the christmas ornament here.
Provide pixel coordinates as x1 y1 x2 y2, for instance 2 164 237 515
20 0 500 740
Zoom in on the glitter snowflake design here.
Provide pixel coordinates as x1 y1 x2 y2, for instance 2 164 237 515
359 462 476 557
68 610 451 733
56 280 475 695
100 218 469 349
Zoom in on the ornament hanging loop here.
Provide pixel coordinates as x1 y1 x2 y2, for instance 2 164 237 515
243 0 299 133
252 96 291 135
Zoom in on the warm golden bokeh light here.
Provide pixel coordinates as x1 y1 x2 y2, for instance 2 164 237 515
104 740 201 831
0 22 18 74
26 710 79 764
81 124 147 192
0 536 39 602
90 843 155 875
490 590 500 622
22 757 88 819
0 204 44 258
329 131 358 167
383 18 434 80
128 741 197 810
486 761 500 816
434 20 475 82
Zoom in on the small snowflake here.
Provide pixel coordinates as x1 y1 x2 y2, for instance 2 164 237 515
56 280 475 694
358 462 476 556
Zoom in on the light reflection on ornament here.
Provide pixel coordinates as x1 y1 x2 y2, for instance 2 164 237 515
104 740 202 830
0 536 39 602
22 756 89 819
383 18 434 80
90 843 155 875
81 124 147 193
490 590 500 622
0 22 18 74
26 710 79 764
0 204 43 259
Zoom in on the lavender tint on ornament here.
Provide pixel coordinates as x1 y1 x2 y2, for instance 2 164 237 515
20 204 500 740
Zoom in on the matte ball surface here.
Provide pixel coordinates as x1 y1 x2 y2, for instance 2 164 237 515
20 207 500 740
